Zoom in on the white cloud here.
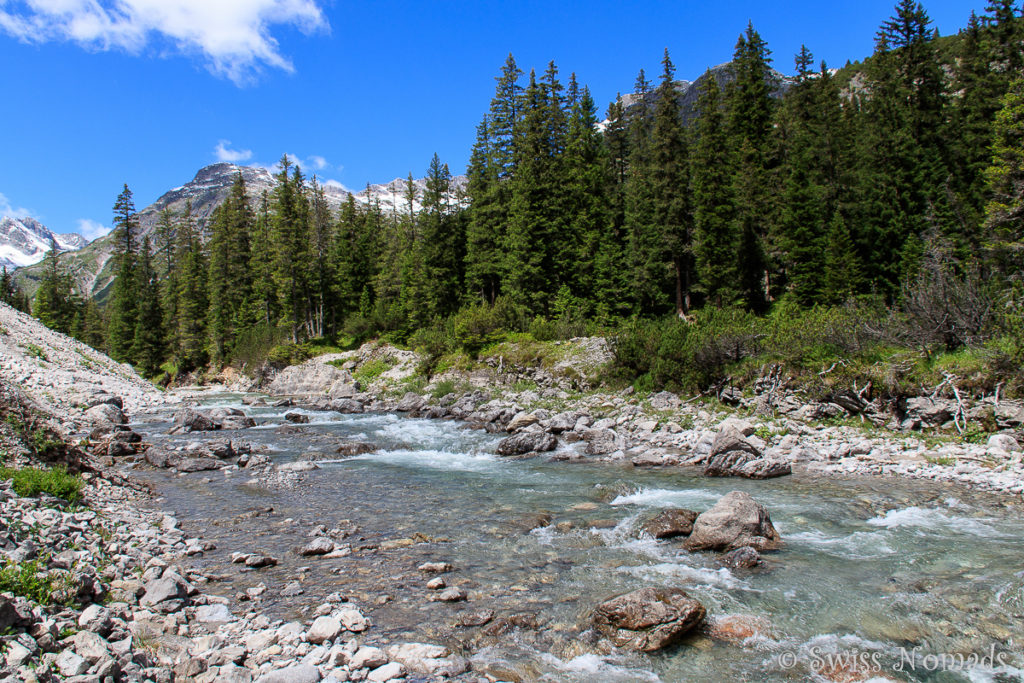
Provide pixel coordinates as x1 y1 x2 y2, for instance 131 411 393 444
0 191 36 219
214 139 253 163
0 0 328 84
77 218 112 240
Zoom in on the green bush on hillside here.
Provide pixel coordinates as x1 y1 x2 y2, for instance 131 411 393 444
0 465 83 504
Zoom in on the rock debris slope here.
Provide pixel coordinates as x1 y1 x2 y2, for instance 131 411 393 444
0 301 167 429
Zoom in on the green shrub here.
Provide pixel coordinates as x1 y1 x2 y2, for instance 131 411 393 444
22 343 47 361
0 465 83 504
0 559 75 606
353 358 396 384
431 379 457 398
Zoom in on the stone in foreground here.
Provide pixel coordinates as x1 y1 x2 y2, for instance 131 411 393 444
685 491 780 552
592 586 706 652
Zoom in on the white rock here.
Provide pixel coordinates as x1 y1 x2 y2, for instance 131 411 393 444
307 616 343 644
349 645 388 669
367 661 405 682
338 608 368 632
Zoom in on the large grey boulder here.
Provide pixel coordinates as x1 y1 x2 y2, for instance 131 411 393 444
85 403 125 427
686 491 781 552
172 409 219 433
254 664 321 683
592 587 706 652
495 431 557 456
583 428 619 455
267 359 355 398
396 392 425 412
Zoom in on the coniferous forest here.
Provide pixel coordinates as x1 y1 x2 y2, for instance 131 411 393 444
18 0 1024 395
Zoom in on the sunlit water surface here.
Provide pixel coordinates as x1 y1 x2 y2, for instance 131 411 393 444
131 395 1024 682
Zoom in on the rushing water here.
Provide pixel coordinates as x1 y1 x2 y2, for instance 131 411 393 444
132 395 1024 682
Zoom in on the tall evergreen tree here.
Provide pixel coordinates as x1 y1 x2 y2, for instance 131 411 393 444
984 77 1024 276
107 184 139 362
33 242 78 334
172 201 207 371
692 73 739 306
131 236 164 377
650 49 693 316
420 154 464 318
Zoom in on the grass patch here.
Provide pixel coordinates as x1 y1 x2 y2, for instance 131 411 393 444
0 465 84 504
431 379 458 398
353 357 397 384
20 343 47 361
0 558 77 606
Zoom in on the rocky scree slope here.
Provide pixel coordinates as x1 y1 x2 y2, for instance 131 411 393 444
0 301 167 433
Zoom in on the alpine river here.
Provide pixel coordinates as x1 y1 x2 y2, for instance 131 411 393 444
134 394 1024 682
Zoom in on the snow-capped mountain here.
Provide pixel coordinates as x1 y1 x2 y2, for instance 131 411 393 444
14 162 466 298
0 216 87 270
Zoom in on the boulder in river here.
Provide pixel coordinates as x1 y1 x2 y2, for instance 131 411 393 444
496 431 557 456
686 491 780 552
284 412 309 424
642 508 698 539
592 586 706 652
85 403 125 428
172 409 219 433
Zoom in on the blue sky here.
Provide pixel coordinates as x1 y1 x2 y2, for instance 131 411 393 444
0 0 988 240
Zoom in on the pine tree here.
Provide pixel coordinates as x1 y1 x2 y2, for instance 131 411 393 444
270 156 310 342
726 23 776 310
32 241 78 334
107 184 139 362
984 77 1024 276
131 236 164 377
650 49 693 316
624 67 658 314
420 153 465 318
692 73 739 307
821 212 865 304
1 267 30 313
172 200 208 371
307 177 335 337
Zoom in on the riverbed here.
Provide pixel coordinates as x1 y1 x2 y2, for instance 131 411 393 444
131 395 1024 682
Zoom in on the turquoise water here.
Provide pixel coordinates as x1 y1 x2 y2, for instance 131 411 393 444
135 397 1024 682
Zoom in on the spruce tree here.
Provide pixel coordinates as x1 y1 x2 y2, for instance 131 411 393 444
107 184 139 362
421 154 464 318
172 201 208 371
692 73 740 307
650 49 693 316
131 236 164 377
32 242 78 334
984 77 1024 276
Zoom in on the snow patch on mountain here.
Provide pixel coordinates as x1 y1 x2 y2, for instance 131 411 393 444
0 216 87 270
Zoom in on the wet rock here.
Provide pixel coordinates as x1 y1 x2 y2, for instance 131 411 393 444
426 577 446 590
281 581 304 597
642 508 698 539
335 441 376 456
279 461 319 472
592 586 706 652
710 425 761 458
704 614 773 643
583 428 618 455
547 411 578 433
686 491 781 552
207 439 237 459
721 546 761 569
418 561 453 573
176 455 225 472
457 609 494 627
241 554 278 568
220 416 257 429
330 398 364 414
284 411 309 424
437 587 467 602
496 431 557 456
734 458 791 479
299 537 335 556
396 392 425 412
173 408 219 432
